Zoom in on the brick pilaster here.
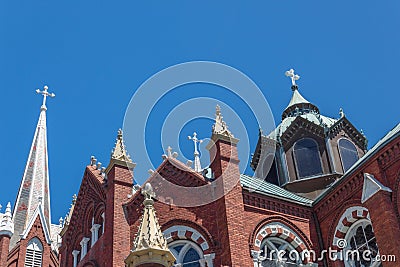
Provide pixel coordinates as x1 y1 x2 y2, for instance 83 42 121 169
208 137 250 266
105 165 134 267
363 190 400 267
0 235 10 267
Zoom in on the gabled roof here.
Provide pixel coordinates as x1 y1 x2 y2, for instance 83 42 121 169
240 174 313 206
21 204 52 245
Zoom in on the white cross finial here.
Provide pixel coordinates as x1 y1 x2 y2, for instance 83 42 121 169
167 146 173 157
188 132 203 156
285 69 300 86
36 85 55 110
188 132 203 172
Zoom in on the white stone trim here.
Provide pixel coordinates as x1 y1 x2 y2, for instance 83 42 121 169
72 250 80 267
254 222 306 251
362 173 392 203
332 206 370 247
90 224 101 246
163 225 210 251
80 237 90 260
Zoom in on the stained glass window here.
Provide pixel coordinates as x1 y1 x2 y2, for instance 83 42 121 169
293 138 323 178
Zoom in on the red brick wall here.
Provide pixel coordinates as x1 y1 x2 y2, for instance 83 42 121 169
8 215 59 267
105 165 133 267
0 235 10 267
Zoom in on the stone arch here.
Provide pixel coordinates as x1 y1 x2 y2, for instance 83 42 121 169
332 206 370 248
252 222 308 254
84 202 94 234
250 216 312 252
93 202 105 225
162 219 214 253
163 225 212 254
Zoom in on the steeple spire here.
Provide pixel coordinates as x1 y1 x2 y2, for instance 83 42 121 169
282 69 319 120
125 183 175 267
11 85 55 248
188 132 203 172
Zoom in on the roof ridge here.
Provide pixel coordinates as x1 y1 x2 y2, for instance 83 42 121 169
240 174 313 205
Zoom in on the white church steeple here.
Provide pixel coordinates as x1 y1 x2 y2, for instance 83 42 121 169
10 86 55 248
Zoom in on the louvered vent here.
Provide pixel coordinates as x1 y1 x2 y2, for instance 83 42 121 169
24 238 43 267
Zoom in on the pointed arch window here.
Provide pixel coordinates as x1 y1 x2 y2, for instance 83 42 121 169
338 139 359 173
24 238 43 267
293 138 323 179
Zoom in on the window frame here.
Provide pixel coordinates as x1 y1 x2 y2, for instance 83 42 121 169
169 240 204 266
338 138 359 173
24 237 43 267
344 219 381 267
293 137 323 179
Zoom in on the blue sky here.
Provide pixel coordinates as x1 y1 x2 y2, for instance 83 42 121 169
1 1 399 223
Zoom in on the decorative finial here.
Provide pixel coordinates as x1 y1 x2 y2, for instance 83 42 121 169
167 146 173 157
339 108 345 118
110 129 133 164
212 105 234 138
188 132 203 172
285 69 300 90
0 202 14 237
36 85 55 111
142 183 155 202
72 194 77 205
90 156 97 166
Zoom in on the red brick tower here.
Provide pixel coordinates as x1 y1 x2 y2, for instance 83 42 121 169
206 105 249 266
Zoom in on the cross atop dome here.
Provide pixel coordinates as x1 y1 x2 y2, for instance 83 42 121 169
282 68 320 120
36 85 55 111
285 68 300 90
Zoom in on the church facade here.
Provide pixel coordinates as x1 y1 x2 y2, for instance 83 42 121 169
1 70 400 267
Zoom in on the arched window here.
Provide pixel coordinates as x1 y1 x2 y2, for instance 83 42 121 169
344 219 381 267
293 138 323 178
169 241 203 267
260 237 302 265
25 237 43 267
338 139 359 173
260 154 279 185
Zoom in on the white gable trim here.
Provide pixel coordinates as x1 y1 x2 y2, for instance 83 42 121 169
361 173 392 204
20 204 52 245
